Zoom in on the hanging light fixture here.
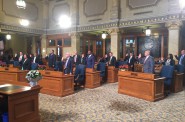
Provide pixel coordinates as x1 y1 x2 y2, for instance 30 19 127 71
6 34 11 40
16 0 26 9
179 0 185 10
145 27 151 36
102 32 107 39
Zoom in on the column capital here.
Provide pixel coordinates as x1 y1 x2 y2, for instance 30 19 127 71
109 28 120 34
70 32 82 38
165 20 183 30
41 0 49 5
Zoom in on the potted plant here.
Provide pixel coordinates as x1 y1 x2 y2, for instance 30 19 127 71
26 70 42 87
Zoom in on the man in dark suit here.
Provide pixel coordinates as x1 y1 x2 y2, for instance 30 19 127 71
128 52 135 71
108 52 116 66
138 50 154 74
86 50 95 68
64 52 73 75
33 53 40 64
22 54 31 70
18 52 24 66
48 50 56 68
175 50 185 66
73 51 81 66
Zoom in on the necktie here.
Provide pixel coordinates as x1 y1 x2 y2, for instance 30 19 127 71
74 55 77 62
65 59 69 69
144 56 148 63
109 56 112 64
33 57 36 63
129 56 132 63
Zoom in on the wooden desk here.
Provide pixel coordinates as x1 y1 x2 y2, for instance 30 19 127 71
85 68 101 88
107 66 118 83
0 84 41 122
118 71 165 102
0 67 28 82
39 70 74 97
171 71 184 93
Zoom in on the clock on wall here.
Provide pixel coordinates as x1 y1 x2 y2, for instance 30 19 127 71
144 38 154 49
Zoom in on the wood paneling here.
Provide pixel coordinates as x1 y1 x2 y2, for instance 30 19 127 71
107 66 119 83
39 70 74 97
171 71 184 93
85 68 101 88
0 67 28 82
0 84 41 122
118 71 165 102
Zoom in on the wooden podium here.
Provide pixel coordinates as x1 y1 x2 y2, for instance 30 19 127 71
85 68 101 88
39 70 74 97
106 66 118 83
0 67 28 82
0 84 41 122
118 71 165 102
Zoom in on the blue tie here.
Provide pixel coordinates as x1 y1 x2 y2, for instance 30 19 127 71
179 55 184 65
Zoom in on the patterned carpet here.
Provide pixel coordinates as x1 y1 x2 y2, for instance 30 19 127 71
39 83 185 122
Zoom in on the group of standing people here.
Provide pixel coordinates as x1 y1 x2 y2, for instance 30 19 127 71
13 52 41 70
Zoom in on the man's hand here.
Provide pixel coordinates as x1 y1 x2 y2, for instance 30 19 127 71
138 53 141 59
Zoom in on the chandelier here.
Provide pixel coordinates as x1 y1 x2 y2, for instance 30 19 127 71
16 0 26 9
102 32 107 39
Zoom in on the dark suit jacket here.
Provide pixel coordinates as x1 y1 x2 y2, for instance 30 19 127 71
13 56 18 61
128 56 135 66
64 57 73 74
162 59 175 66
33 56 40 64
22 59 31 70
175 55 185 66
86 55 95 68
48 53 56 67
73 55 81 65
80 57 86 65
128 56 135 71
108 56 116 66
124 56 129 62
139 56 154 73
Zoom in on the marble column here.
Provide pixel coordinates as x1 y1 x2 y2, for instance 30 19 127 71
41 35 47 58
110 28 120 59
31 36 36 54
70 32 81 53
166 21 182 55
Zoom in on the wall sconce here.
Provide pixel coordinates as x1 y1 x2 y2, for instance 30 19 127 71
145 27 151 36
20 19 30 26
58 15 71 28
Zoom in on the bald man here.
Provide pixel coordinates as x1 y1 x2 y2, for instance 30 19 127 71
64 52 73 74
138 50 154 74
175 50 185 66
